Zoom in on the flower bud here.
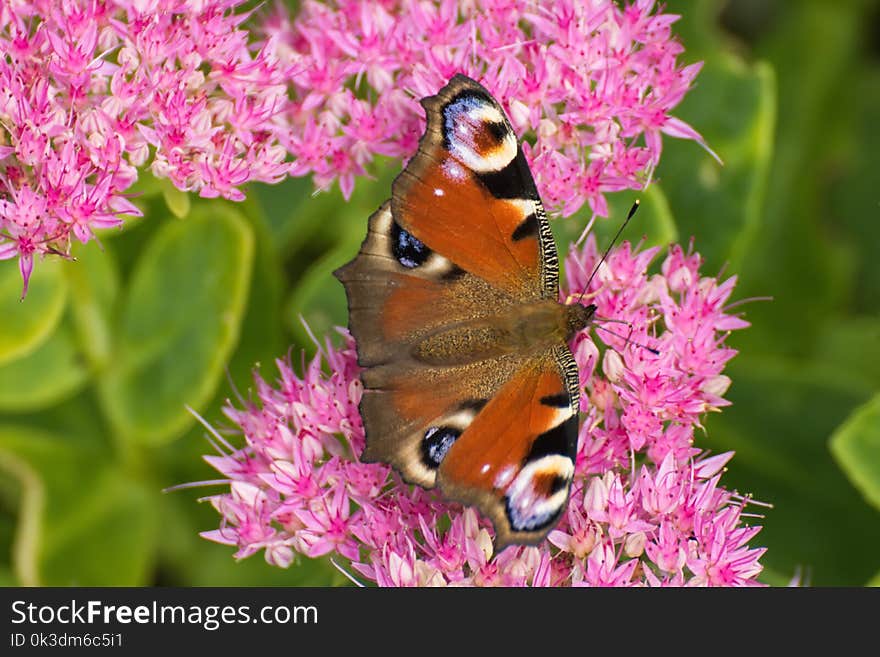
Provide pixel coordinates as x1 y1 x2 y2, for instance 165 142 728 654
603 349 625 383
624 531 647 558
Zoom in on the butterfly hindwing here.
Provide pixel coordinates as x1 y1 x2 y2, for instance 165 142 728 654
436 346 580 548
355 353 527 489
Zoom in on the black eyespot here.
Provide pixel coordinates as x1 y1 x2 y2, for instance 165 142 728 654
549 474 569 495
504 496 564 533
442 91 496 147
422 426 460 469
391 220 430 268
487 120 508 142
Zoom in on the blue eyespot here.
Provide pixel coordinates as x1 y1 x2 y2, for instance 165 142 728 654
391 220 430 268
422 426 460 468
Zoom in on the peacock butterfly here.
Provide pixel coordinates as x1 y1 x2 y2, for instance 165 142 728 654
334 75 595 549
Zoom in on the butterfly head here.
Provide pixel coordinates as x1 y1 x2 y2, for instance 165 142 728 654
563 301 596 341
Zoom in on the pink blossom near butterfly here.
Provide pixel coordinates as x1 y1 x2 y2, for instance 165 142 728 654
1 0 711 298
274 0 718 210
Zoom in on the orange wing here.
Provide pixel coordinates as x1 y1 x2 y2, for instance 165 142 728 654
392 75 559 301
437 347 580 548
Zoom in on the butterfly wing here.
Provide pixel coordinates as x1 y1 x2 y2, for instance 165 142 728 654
437 346 580 547
335 75 580 544
335 201 522 371
336 201 535 489
393 74 560 301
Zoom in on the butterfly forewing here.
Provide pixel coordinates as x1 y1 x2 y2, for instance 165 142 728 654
393 75 559 301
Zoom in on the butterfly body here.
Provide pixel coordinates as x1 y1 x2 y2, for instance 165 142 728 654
411 299 592 366
335 75 595 548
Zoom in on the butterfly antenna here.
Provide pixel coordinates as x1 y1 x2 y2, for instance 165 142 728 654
593 322 659 356
575 200 640 305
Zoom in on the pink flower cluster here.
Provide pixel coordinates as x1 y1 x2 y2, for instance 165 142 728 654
1 0 707 297
0 0 290 295
200 239 766 586
274 0 712 211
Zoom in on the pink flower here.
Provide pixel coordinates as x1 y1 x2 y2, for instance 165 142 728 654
197 239 767 586
577 542 639 587
1 0 289 295
2 0 710 298
274 0 711 212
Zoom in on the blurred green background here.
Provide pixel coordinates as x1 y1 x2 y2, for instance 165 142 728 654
1 0 878 586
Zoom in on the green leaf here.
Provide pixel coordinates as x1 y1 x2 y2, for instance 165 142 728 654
0 568 17 587
0 259 67 366
655 55 776 272
39 470 158 586
256 159 397 259
161 179 192 219
554 185 678 256
814 316 880 391
253 176 325 255
830 394 880 512
99 204 254 445
274 162 398 315
708 355 880 585
66 240 120 369
224 195 286 387
0 319 89 412
626 185 678 248
827 67 880 314
0 425 158 585
0 446 43 585
284 239 358 344
729 3 866 356
757 564 798 588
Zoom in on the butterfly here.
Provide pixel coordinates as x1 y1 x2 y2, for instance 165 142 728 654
335 75 595 549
